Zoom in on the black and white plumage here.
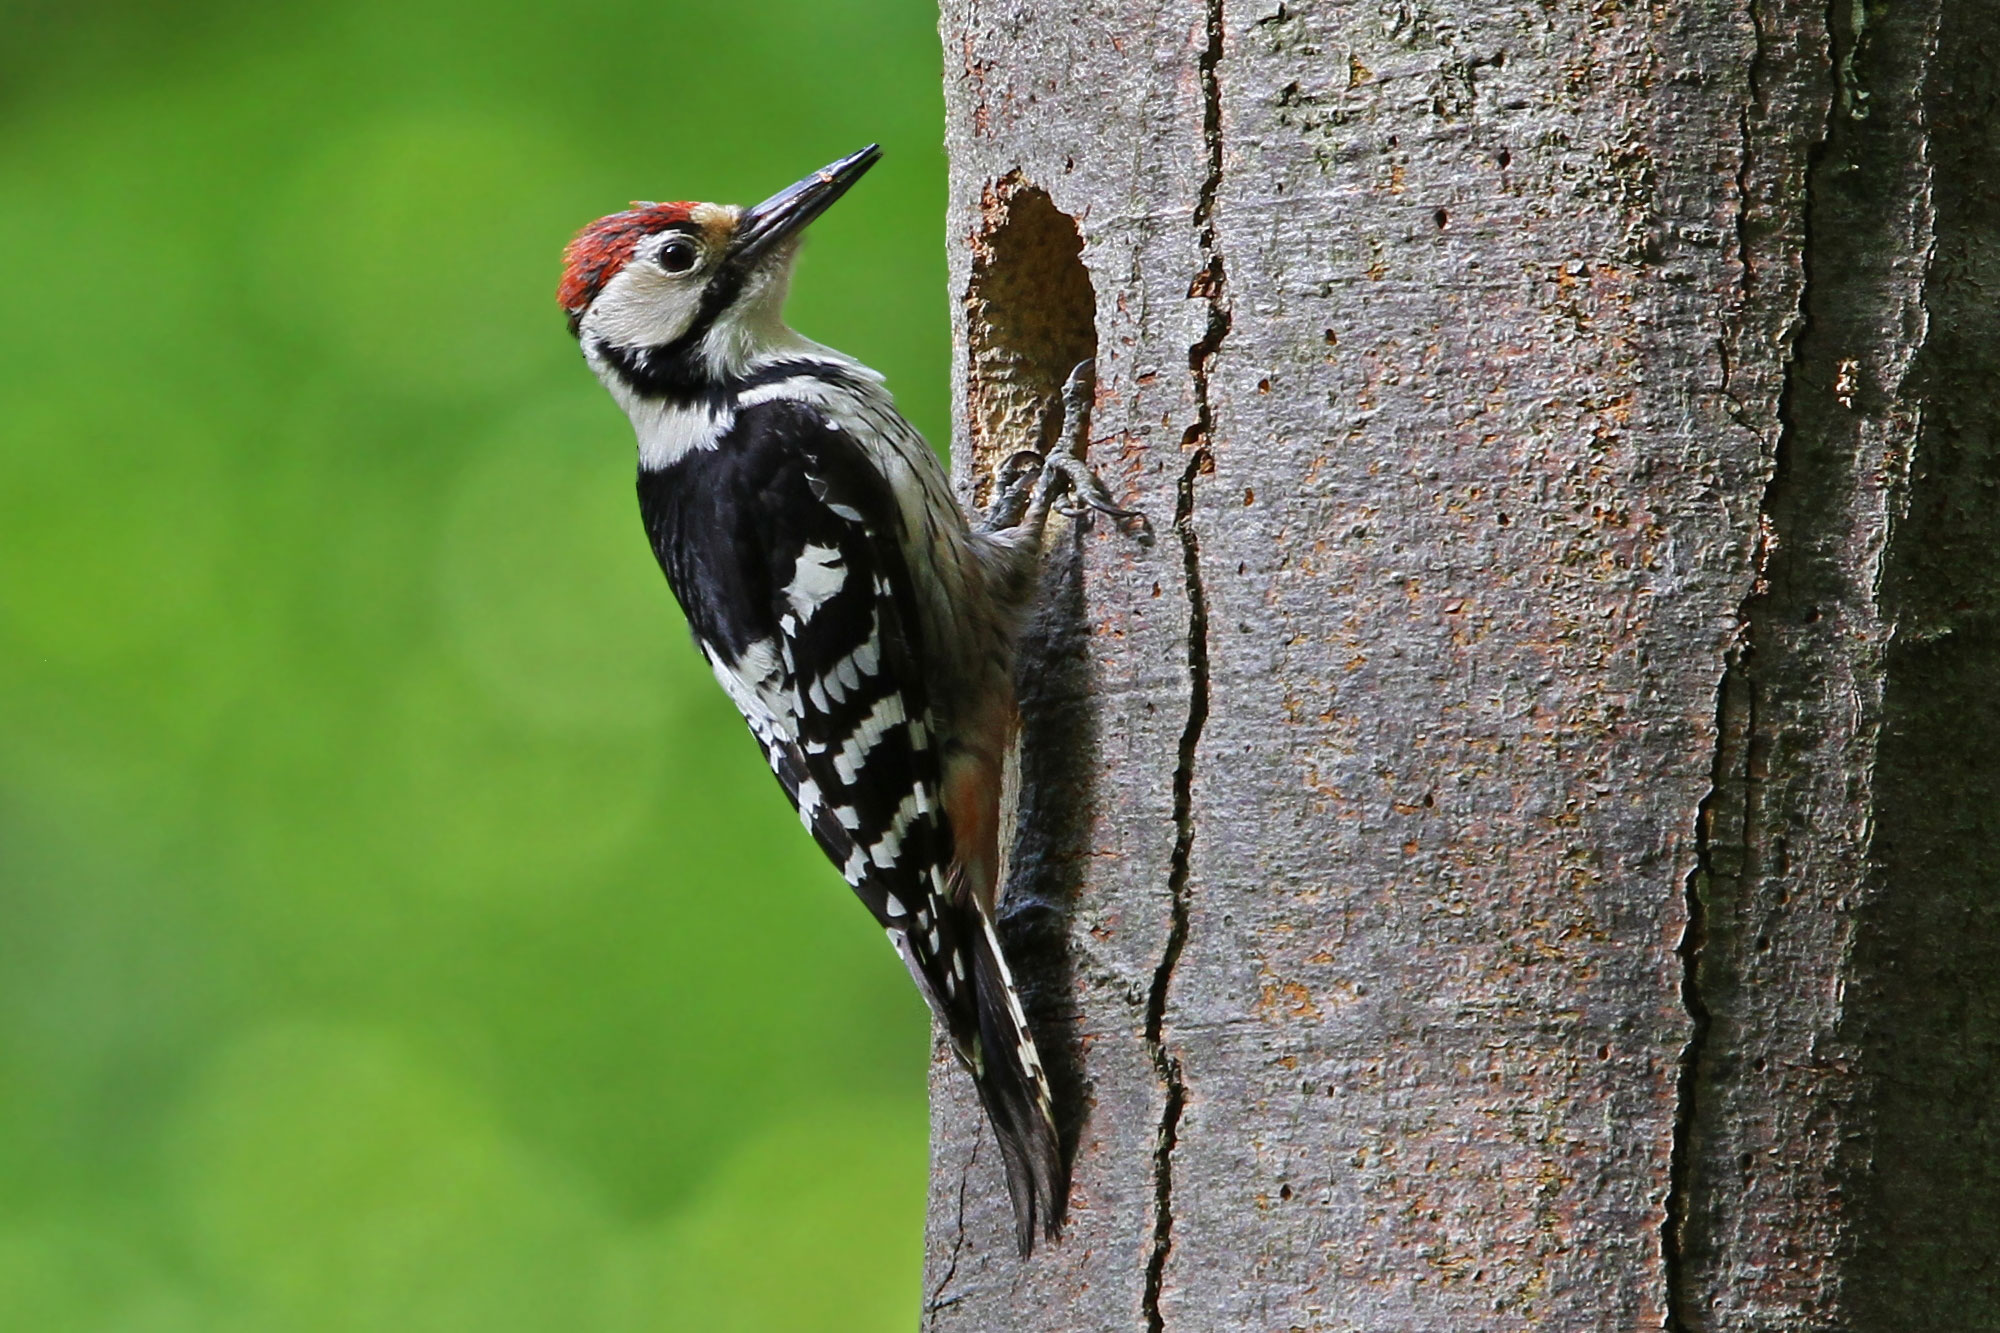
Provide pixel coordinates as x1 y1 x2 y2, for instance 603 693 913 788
558 146 1123 1252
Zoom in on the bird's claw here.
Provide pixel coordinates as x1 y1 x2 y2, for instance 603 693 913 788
998 449 1046 491
1046 453 1152 540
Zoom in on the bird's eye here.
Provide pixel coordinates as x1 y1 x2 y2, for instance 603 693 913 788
657 238 699 274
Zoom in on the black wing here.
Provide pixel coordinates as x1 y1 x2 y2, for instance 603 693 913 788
639 396 1064 1251
641 400 974 1030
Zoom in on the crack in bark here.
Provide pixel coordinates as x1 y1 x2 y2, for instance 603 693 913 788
1143 4 1227 1329
1144 449 1209 1333
1664 657 1744 1333
926 1124 982 1329
1664 1 1842 1325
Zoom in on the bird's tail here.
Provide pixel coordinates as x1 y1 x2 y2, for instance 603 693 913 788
963 911 1066 1255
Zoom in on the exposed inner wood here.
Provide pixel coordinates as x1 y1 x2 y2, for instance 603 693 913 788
962 178 1097 508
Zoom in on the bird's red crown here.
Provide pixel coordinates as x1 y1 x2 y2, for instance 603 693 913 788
558 202 699 324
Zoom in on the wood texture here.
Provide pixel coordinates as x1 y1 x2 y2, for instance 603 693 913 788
922 0 1996 1327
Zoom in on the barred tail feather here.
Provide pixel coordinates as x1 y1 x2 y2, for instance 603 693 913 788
967 913 1066 1255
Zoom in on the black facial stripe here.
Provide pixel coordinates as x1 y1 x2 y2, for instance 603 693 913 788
658 261 748 361
598 345 877 412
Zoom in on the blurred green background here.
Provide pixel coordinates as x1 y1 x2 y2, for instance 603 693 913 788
0 1 949 1327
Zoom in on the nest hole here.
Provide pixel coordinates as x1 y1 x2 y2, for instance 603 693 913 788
963 178 1098 506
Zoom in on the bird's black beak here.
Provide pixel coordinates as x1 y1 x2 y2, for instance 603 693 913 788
726 144 882 269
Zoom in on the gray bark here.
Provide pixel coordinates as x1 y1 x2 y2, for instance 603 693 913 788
922 1 2000 1328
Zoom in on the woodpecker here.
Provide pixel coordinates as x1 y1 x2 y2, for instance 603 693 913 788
558 145 1132 1253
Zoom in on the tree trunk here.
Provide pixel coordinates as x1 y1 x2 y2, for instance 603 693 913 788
922 1 2000 1328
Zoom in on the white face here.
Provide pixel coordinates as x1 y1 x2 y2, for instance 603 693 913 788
578 201 802 378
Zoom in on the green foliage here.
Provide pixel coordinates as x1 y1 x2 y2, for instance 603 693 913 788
0 0 946 1324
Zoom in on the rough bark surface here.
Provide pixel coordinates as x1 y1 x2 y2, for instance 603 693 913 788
922 1 1996 1328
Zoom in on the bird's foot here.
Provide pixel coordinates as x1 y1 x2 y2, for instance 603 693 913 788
977 360 1152 543
1043 360 1152 542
